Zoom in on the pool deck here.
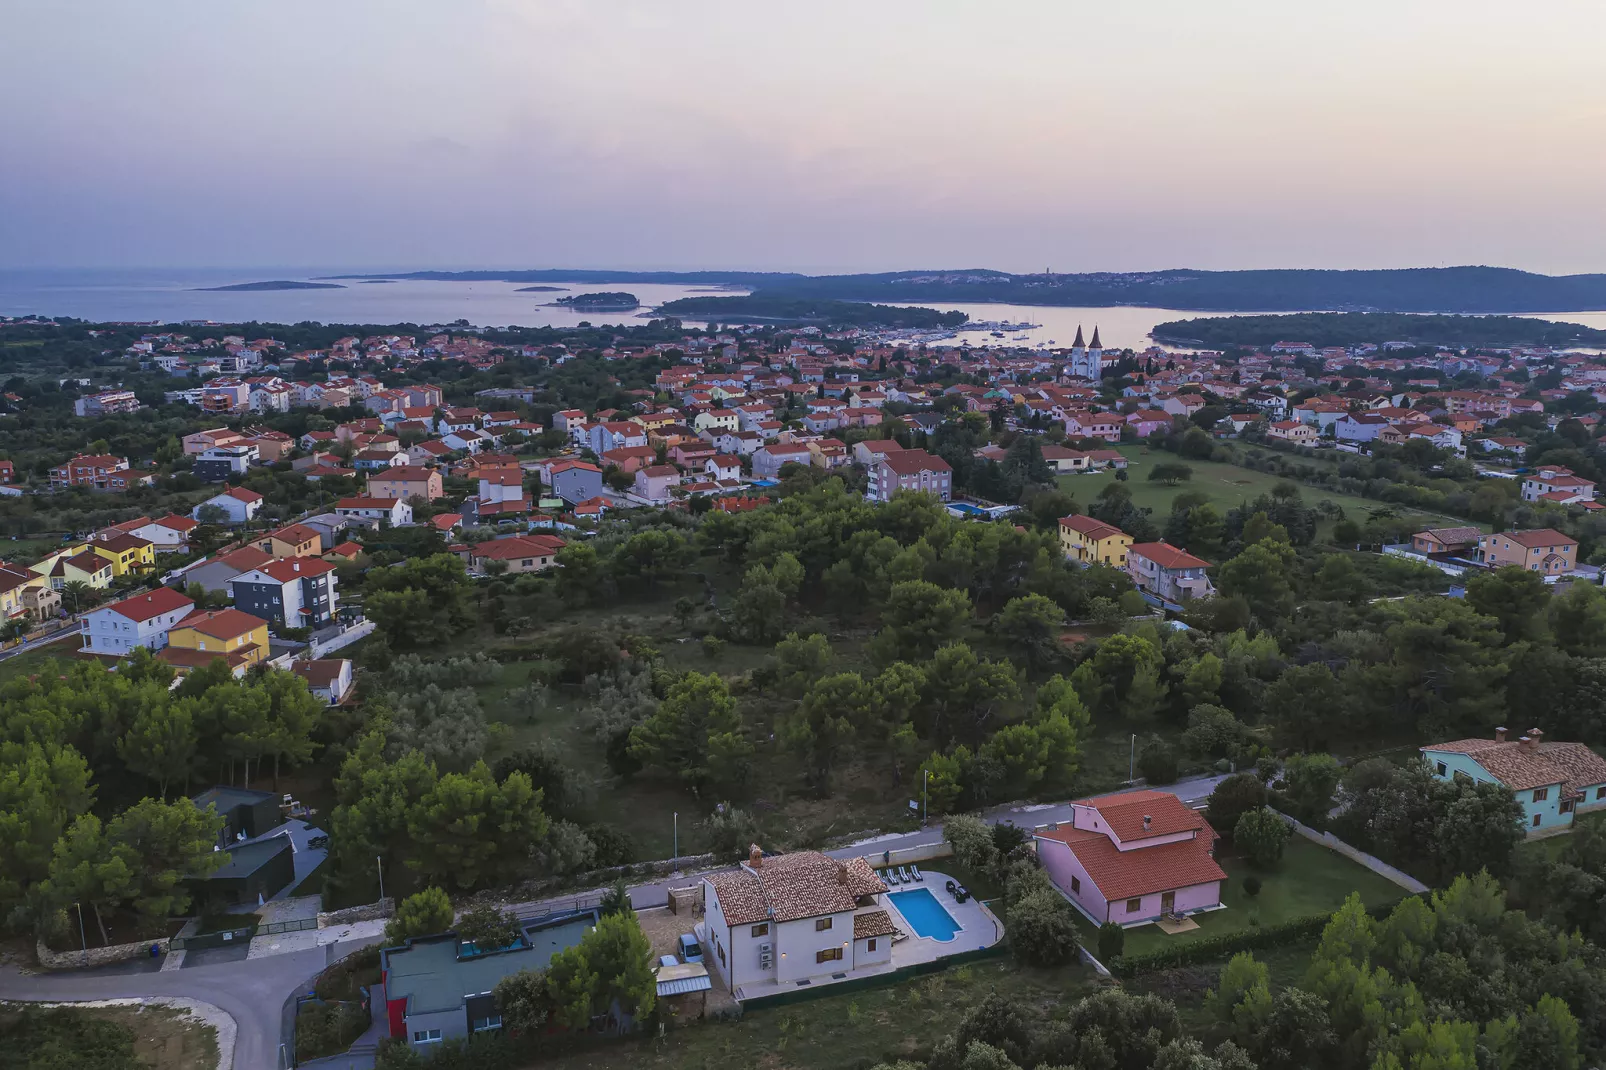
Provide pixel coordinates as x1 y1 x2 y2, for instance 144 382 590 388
730 869 1002 1002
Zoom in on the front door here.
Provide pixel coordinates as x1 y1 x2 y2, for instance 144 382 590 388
1160 891 1175 915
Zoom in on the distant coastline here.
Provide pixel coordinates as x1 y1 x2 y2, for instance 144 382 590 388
193 280 346 292
358 279 396 285
515 285 569 293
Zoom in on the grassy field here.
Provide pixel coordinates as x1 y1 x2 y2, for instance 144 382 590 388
533 957 1098 1070
0 638 82 684
0 1003 218 1070
1121 837 1407 958
1057 444 1473 535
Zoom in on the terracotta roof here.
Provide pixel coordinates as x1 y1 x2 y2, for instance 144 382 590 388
1415 526 1484 545
1423 737 1606 797
106 586 194 623
173 607 266 640
265 523 321 546
326 541 365 558
156 646 253 670
94 533 153 553
214 547 275 572
1083 790 1208 842
1060 515 1126 541
222 486 263 503
853 910 897 940
880 449 951 475
1038 824 1226 901
707 852 886 926
66 550 111 574
1129 542 1210 570
250 557 336 583
1484 528 1576 549
473 535 565 560
154 514 199 532
292 658 349 688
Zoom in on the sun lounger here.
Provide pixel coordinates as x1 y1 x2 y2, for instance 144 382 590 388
910 864 923 882
885 867 900 886
898 866 914 883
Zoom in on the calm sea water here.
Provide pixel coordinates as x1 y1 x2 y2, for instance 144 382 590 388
2 269 1603 352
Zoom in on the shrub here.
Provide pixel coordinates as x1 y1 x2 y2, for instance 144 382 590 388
1138 741 1179 785
701 635 726 659
990 822 1028 857
945 814 998 876
455 904 521 953
1234 807 1291 868
1242 875 1262 897
385 887 454 944
1007 890 1081 967
1097 920 1125 962
1206 772 1268 837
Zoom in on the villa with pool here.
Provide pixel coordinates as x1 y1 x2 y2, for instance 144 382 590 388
700 846 999 1000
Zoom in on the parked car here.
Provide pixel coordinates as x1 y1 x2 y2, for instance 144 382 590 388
677 933 703 964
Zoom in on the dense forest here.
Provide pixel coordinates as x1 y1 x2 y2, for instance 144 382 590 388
1152 312 1606 348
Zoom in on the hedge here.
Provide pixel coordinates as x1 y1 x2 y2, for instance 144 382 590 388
1108 897 1404 977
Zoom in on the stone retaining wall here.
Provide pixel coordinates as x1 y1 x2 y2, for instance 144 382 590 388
317 897 394 928
35 936 170 970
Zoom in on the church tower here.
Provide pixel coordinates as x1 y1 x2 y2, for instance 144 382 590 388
1087 326 1103 379
1068 325 1099 380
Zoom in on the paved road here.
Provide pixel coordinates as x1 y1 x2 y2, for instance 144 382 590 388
0 776 1228 1069
0 624 80 663
0 937 381 1070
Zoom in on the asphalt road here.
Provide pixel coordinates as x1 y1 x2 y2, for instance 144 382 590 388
0 937 381 1070
0 775 1228 1069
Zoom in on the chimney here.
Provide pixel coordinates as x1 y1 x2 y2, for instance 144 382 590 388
1495 726 1507 742
1143 814 1152 831
1529 728 1544 749
747 844 762 870
837 861 849 885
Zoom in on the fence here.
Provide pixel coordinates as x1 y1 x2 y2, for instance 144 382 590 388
172 924 257 952
738 944 1009 1011
1271 811 1430 894
862 842 954 869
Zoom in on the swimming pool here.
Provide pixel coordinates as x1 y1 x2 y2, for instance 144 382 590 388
888 887 963 941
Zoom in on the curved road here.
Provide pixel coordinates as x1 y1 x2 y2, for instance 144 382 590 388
0 938 380 1070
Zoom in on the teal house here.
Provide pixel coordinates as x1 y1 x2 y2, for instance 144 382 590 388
1421 728 1606 835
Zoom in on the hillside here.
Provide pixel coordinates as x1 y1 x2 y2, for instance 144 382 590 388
1151 312 1606 348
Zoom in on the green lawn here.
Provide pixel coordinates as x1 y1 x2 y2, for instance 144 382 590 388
1057 444 1472 534
533 957 1096 1070
0 643 78 684
1121 837 1408 957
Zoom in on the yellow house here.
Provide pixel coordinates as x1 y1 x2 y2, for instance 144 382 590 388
1058 515 1134 567
90 533 157 576
30 544 116 590
1267 420 1318 445
693 410 740 434
0 564 42 619
160 607 270 675
255 523 323 559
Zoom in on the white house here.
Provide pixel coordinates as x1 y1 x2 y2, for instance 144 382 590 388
192 486 263 525
334 496 413 526
129 514 199 553
291 658 355 705
80 586 195 656
702 849 893 997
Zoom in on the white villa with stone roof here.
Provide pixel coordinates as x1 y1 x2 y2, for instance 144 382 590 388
1422 727 1606 835
701 848 895 996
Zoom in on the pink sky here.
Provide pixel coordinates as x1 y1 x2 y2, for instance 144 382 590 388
3 0 1603 273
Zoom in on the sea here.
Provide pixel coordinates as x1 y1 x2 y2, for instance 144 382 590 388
3 268 1605 353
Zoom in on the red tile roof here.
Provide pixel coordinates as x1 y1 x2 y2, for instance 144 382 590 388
1059 515 1126 541
107 586 195 623
1084 790 1208 842
1038 825 1225 901
173 607 267 640
707 852 886 926
1129 541 1211 570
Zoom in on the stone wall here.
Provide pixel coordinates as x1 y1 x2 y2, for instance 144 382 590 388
1272 811 1430 894
317 897 394 928
35 935 170 970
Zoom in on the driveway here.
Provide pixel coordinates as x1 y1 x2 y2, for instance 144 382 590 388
0 937 382 1070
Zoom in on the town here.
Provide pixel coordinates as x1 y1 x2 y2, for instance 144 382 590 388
1 304 1605 1070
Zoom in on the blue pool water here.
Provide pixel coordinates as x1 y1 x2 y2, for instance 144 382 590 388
889 888 963 941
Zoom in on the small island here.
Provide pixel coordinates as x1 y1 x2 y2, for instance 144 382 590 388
194 280 346 292
358 279 397 284
555 291 640 311
515 285 569 293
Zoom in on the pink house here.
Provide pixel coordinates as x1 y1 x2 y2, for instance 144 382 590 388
1034 790 1225 926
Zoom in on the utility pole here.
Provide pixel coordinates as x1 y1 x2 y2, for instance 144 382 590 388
922 769 929 826
1130 733 1136 783
74 901 86 952
672 812 679 862
376 855 385 902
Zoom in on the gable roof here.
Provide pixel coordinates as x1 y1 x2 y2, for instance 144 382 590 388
106 586 195 623
173 607 267 640
1129 542 1210 570
1488 528 1576 549
1084 790 1208 842
1423 737 1606 796
221 486 263 503
1059 515 1126 541
1036 823 1225 901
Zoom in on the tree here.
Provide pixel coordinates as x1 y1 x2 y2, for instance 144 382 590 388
1070 633 1167 722
1008 889 1080 966
784 672 875 791
1263 664 1343 751
1278 752 1343 829
554 543 603 606
260 669 321 788
1234 807 1290 867
407 763 550 890
870 581 973 663
493 968 550 1037
366 554 476 649
628 671 752 795
922 643 1020 745
0 743 96 913
610 529 688 591
1181 704 1258 762
1139 741 1180 784
455 903 521 952
118 703 197 798
773 632 833 695
598 878 632 917
992 594 1064 669
1098 920 1125 962
385 887 455 943
944 813 998 875
727 565 787 644
1466 565 1550 642
1148 462 1194 485
544 910 656 1029
1206 773 1268 838
1216 537 1297 621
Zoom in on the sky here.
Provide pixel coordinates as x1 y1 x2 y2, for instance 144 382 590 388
3 0 1604 275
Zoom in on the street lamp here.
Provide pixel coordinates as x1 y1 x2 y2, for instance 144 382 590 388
672 812 679 862
1129 733 1137 784
376 855 385 902
74 901 86 952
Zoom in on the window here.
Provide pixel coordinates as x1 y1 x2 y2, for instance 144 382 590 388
471 1015 502 1032
816 947 843 964
1534 787 1549 802
867 938 877 952
1070 876 1081 894
1534 813 1543 828
815 918 832 932
751 923 769 937
1126 898 1142 914
1562 799 1577 815
1435 761 1447 777
1597 787 1606 801
718 944 725 966
412 1029 442 1044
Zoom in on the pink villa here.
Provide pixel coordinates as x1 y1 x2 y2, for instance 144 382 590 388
1033 790 1226 926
